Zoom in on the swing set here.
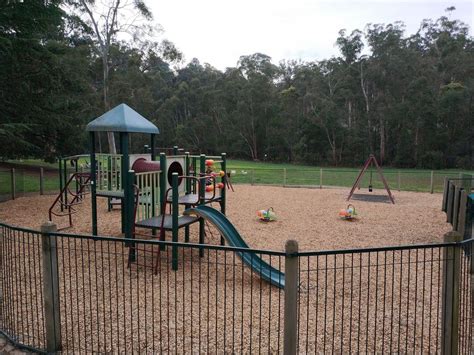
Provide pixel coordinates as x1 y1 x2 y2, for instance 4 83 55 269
347 154 395 204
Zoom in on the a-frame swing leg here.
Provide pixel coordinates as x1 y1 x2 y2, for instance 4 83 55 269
347 154 395 204
372 157 395 204
347 156 373 201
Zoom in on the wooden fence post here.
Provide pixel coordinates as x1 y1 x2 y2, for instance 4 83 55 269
320 168 323 189
41 221 62 352
40 167 44 195
455 191 467 236
284 240 299 355
283 168 287 187
447 183 455 224
430 170 434 194
442 177 449 212
441 230 462 355
10 168 15 200
452 185 461 229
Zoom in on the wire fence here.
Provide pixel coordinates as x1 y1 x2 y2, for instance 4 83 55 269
0 222 472 353
229 168 472 193
1 165 472 203
0 167 58 202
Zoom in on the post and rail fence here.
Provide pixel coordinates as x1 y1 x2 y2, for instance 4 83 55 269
0 221 472 353
232 167 473 194
0 167 59 202
1 163 472 203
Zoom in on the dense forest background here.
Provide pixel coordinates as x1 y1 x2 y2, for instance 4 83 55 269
1 1 473 168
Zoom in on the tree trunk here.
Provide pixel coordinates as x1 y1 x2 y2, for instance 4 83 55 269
360 62 374 154
103 55 116 154
348 100 352 128
414 121 419 163
379 117 385 164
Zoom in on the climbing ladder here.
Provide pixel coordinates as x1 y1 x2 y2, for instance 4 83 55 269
49 172 91 230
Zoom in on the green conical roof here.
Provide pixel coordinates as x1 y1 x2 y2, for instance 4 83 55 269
86 103 159 134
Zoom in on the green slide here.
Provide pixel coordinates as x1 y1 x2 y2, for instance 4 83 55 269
184 205 285 288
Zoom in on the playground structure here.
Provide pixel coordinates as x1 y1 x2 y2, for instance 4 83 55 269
347 154 395 204
2 184 472 353
47 103 284 284
2 160 474 352
4 107 474 353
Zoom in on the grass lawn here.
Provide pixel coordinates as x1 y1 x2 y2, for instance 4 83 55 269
0 169 59 195
226 160 473 192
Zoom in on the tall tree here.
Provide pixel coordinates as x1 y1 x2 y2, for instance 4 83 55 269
68 0 154 153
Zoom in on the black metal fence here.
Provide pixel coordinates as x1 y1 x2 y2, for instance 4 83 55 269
296 241 473 353
0 224 45 351
0 222 472 353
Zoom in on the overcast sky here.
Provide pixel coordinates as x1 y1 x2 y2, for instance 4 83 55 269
149 0 473 70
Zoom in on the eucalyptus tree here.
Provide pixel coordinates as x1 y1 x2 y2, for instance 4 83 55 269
66 0 155 153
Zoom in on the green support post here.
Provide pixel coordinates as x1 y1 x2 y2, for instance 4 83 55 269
219 153 227 245
126 170 136 262
199 154 206 256
199 154 206 203
185 152 190 194
220 153 227 214
150 135 157 235
173 145 178 155
150 134 156 161
107 156 112 211
90 133 98 235
184 152 190 242
192 156 197 193
159 153 167 250
120 132 130 236
171 172 179 270
125 170 135 239
150 134 156 218
159 153 166 214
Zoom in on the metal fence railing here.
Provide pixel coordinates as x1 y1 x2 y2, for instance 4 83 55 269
0 224 46 351
295 240 473 353
229 168 473 193
0 222 472 353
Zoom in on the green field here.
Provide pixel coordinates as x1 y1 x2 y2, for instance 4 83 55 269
227 160 473 192
0 169 59 196
1 159 472 196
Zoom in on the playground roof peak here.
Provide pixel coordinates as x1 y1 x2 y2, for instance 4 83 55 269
86 103 159 134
